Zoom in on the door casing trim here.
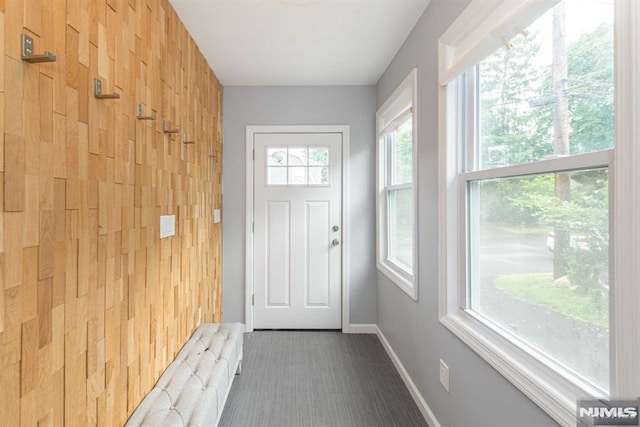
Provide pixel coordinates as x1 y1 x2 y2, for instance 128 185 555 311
245 125 350 332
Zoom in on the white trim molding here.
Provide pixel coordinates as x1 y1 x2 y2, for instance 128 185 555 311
611 0 640 399
376 326 442 427
376 68 419 300
245 125 351 333
345 324 377 334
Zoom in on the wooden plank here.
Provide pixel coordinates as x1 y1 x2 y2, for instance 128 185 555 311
66 0 79 31
23 175 39 246
22 246 38 321
38 142 54 210
66 26 79 89
23 0 42 36
0 93 4 174
39 74 54 144
0 363 21 426
0 13 5 93
1 285 22 370
52 112 67 178
0 251 3 333
4 0 24 60
4 134 25 212
65 87 79 210
21 317 39 396
51 0 66 115
37 278 52 347
38 210 55 279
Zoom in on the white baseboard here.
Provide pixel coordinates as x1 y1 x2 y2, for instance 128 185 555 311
376 326 442 427
345 323 378 334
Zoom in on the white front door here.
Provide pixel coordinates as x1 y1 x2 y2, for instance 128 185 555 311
253 132 342 329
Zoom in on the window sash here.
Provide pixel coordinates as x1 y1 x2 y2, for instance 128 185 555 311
438 0 640 424
439 0 561 85
384 119 413 187
379 107 413 139
386 185 414 276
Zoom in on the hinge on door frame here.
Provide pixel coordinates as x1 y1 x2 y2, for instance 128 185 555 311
252 294 254 306
252 222 254 233
252 149 255 161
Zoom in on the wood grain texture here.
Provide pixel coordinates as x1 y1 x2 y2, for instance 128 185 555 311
1 0 223 425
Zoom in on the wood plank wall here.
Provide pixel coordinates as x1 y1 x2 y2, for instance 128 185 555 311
0 0 224 425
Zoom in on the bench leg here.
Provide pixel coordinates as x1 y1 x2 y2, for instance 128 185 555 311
236 361 242 375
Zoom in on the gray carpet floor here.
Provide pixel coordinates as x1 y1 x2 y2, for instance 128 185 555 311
219 331 428 427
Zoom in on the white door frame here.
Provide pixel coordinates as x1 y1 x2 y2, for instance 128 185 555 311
245 125 350 333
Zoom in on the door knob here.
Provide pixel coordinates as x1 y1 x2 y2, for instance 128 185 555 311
332 239 340 246
332 225 339 232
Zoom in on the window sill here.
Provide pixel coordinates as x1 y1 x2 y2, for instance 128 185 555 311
439 309 603 427
378 261 417 300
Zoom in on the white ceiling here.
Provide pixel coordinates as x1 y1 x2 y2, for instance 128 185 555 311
168 0 431 86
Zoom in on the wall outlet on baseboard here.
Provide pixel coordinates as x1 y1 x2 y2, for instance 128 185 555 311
214 209 221 223
439 359 450 392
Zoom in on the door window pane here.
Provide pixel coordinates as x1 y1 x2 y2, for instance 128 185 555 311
309 147 329 165
288 147 308 166
288 167 307 185
309 167 329 186
266 146 330 187
267 167 287 185
268 148 288 166
468 168 609 390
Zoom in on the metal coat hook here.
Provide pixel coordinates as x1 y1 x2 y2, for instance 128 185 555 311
21 34 56 63
136 103 156 120
94 79 120 99
182 132 196 145
163 120 180 134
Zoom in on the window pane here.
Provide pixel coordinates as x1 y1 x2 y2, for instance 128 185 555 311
309 167 329 186
468 169 609 391
309 147 329 165
267 148 288 166
477 0 614 170
390 117 413 185
288 147 308 166
288 167 307 185
267 167 287 185
388 188 413 272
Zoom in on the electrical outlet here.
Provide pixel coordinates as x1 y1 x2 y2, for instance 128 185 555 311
214 209 221 224
439 359 450 392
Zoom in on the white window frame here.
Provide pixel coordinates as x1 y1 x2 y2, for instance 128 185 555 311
376 68 419 300
438 1 640 426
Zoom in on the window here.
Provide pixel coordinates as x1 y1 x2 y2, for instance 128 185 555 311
377 69 418 299
266 146 329 186
439 0 639 424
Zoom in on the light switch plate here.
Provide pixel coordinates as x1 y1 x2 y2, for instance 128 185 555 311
214 209 221 224
160 215 176 239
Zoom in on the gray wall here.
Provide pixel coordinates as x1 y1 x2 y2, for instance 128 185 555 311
375 1 559 426
222 86 377 325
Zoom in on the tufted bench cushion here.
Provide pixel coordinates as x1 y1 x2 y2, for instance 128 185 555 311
125 323 244 427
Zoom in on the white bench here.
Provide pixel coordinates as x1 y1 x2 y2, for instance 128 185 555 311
126 323 244 427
